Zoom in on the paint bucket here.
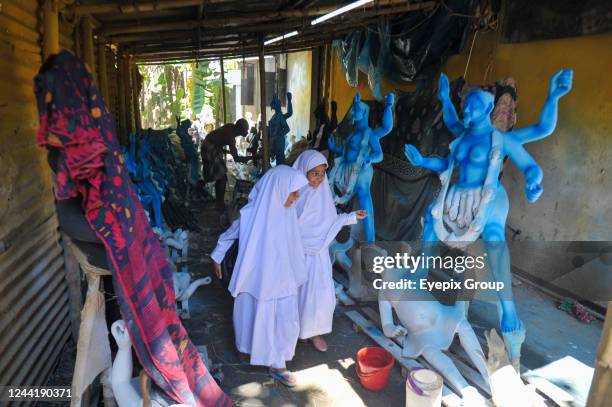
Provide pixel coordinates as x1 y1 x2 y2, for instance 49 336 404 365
405 368 443 407
356 347 395 391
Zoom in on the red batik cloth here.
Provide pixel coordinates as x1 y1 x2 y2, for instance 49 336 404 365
35 50 231 407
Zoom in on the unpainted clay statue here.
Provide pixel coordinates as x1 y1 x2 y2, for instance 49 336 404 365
404 70 573 369
378 245 489 405
110 320 188 407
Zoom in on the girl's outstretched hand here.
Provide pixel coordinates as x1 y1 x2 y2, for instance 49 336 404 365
355 210 368 220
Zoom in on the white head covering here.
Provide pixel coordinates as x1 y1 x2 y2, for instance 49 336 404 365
293 150 341 254
229 165 309 300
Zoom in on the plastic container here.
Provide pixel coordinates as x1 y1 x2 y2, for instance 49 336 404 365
356 347 395 391
405 368 443 407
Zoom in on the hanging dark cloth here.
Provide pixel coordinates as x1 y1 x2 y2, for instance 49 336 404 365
35 50 231 407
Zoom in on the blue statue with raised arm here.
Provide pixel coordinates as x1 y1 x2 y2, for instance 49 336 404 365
404 70 573 370
328 91 395 244
268 92 293 165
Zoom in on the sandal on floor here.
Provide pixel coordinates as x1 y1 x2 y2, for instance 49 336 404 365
311 336 328 352
270 369 297 387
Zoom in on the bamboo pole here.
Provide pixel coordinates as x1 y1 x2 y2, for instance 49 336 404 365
587 301 612 406
219 56 227 124
97 40 110 104
81 17 97 83
42 0 60 60
258 35 269 171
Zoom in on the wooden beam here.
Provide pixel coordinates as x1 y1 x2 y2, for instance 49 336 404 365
100 0 418 36
110 22 302 42
129 19 373 57
42 0 60 60
258 35 269 171
73 0 228 16
134 39 332 63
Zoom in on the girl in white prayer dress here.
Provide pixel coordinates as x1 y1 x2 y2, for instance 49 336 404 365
211 165 308 387
293 150 367 352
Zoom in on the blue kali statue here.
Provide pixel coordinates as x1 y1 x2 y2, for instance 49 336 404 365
268 92 293 165
404 70 573 369
328 91 395 243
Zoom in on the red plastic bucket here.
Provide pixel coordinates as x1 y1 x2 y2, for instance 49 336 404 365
356 347 395 391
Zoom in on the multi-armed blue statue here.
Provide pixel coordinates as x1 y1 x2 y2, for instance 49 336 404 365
404 70 573 369
328 91 395 244
268 92 293 165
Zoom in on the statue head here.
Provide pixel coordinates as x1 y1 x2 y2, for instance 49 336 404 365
463 90 494 128
234 118 249 137
351 92 369 125
270 95 282 112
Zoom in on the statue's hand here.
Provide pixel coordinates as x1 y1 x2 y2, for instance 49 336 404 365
525 182 543 202
111 320 132 350
404 144 423 167
438 73 451 102
286 92 293 101
549 69 573 100
383 323 408 339
524 165 543 202
384 92 395 107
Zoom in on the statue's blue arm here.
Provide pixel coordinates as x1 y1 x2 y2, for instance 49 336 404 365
372 93 395 140
438 74 464 136
404 144 449 173
505 69 573 144
504 134 544 202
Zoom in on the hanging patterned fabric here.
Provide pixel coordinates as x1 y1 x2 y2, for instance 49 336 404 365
35 50 231 407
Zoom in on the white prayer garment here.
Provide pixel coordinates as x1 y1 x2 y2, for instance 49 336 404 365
292 150 358 339
211 165 308 368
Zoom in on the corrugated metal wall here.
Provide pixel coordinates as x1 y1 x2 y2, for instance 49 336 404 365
0 0 71 395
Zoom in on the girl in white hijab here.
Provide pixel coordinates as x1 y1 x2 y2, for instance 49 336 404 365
211 165 308 387
292 150 367 352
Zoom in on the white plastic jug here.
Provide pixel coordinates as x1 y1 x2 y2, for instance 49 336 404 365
405 368 443 407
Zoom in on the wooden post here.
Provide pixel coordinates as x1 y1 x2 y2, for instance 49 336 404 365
323 44 332 113
117 53 128 141
97 39 110 104
219 56 227 124
81 17 97 83
587 301 612 406
42 0 60 60
60 234 83 343
130 58 141 131
258 35 269 171
123 57 135 133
